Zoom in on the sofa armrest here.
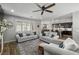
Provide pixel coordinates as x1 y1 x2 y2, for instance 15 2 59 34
16 35 20 40
39 43 79 55
50 39 63 45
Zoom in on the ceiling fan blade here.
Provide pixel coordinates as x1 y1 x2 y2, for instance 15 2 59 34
45 10 53 13
45 3 55 9
33 10 41 12
35 3 41 8
41 11 44 15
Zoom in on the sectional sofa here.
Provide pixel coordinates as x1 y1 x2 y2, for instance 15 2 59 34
39 38 79 55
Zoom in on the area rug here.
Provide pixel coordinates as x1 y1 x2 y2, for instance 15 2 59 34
17 39 40 55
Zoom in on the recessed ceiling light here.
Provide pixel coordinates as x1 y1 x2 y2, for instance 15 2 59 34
11 9 14 12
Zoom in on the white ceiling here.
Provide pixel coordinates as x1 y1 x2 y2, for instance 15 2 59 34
1 3 79 20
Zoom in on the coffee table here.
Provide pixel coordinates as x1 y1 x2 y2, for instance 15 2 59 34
38 45 44 55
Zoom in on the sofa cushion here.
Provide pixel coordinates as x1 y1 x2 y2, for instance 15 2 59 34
44 32 49 36
63 38 79 51
48 32 57 38
49 43 59 48
48 32 53 37
53 35 59 40
23 33 26 36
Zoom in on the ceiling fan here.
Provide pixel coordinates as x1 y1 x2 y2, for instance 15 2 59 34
33 3 56 15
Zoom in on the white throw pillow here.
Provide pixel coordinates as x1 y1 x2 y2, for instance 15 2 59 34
63 38 79 51
53 35 59 40
23 33 26 36
44 32 49 36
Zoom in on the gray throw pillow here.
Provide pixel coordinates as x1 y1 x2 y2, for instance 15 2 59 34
18 33 23 37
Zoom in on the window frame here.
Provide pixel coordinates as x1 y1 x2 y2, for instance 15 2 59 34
16 21 31 32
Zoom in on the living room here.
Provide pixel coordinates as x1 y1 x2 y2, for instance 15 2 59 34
0 3 79 55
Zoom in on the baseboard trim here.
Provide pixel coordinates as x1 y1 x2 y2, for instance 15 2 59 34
4 40 16 43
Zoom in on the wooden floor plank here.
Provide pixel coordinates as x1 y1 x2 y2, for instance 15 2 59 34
0 41 18 55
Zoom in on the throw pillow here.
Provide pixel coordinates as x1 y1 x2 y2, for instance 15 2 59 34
63 38 79 51
42 33 46 36
59 42 64 48
51 34 54 38
18 33 23 37
33 32 36 35
26 34 30 36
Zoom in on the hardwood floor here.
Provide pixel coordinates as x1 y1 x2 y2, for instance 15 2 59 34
0 38 66 55
0 41 19 55
0 40 44 55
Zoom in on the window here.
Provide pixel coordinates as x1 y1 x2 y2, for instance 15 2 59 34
16 22 22 32
22 23 27 31
16 21 31 32
26 24 31 31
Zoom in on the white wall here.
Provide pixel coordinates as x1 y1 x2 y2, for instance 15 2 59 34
72 11 79 45
3 15 41 43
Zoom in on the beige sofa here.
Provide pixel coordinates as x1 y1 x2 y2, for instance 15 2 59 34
16 32 38 42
